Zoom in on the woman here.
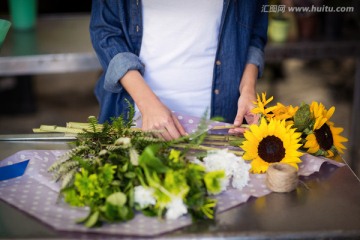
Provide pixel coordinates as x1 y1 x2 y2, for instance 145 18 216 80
90 0 268 140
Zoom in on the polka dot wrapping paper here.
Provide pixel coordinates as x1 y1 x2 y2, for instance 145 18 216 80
133 111 233 134
0 114 345 237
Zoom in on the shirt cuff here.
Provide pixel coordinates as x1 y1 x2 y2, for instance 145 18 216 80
104 52 145 93
246 46 265 78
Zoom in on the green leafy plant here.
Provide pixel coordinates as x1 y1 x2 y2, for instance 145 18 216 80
48 105 225 227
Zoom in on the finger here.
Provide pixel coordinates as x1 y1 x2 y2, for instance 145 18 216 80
229 109 246 135
141 123 166 140
229 127 247 135
144 127 163 140
153 132 164 140
246 113 260 125
151 127 171 141
233 108 246 127
172 114 187 136
160 129 173 141
165 117 184 139
165 125 181 140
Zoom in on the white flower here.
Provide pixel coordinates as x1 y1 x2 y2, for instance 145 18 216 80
98 149 108 156
114 137 132 148
202 149 250 191
134 186 156 209
231 160 251 190
129 148 139 166
165 197 188 220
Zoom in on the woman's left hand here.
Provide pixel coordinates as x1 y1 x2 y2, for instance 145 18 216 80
229 63 259 135
229 92 259 134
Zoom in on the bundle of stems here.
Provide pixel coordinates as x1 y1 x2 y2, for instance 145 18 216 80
210 124 249 130
33 121 245 155
174 143 244 156
33 122 141 134
33 125 84 134
203 134 245 147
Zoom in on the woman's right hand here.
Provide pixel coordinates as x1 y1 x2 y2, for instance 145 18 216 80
140 101 187 141
120 70 186 140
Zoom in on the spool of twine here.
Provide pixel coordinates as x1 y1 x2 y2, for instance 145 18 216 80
266 163 299 193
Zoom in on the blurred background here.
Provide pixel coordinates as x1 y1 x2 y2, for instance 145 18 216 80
0 1 359 174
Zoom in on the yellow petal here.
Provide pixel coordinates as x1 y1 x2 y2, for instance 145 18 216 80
326 106 335 119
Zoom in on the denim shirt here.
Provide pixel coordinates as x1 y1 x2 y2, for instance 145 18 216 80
90 0 268 124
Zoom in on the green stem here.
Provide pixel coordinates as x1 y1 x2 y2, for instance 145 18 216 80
173 144 244 156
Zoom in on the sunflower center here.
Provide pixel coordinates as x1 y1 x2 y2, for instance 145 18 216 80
314 123 333 151
258 136 285 163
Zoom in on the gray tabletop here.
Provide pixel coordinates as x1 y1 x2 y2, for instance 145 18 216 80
0 138 360 239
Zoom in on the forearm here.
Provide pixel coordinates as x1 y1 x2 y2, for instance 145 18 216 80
239 63 258 96
230 63 259 132
119 70 162 113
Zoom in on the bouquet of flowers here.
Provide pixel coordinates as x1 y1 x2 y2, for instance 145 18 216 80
241 93 348 173
47 111 250 227
45 93 348 227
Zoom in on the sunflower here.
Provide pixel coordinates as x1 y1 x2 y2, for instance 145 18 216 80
271 103 299 124
252 93 277 120
303 102 348 158
304 121 348 158
310 101 335 130
241 118 303 173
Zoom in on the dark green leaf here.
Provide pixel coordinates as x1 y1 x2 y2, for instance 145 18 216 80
141 208 157 217
139 145 168 173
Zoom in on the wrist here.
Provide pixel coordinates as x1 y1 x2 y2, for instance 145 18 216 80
137 95 164 115
239 64 258 95
120 70 165 114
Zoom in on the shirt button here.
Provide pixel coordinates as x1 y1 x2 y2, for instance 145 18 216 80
215 60 221 65
136 25 140 32
214 89 220 94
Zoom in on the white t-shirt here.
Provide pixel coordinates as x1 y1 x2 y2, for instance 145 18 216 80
138 0 223 118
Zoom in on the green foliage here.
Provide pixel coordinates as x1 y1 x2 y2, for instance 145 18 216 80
229 137 245 147
204 170 225 195
294 103 312 132
49 105 223 227
210 116 225 122
139 144 168 173
102 192 132 222
200 198 217 219
189 109 210 146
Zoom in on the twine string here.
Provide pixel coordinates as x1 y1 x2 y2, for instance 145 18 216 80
266 163 299 193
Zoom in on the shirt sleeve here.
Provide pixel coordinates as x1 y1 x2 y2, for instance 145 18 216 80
104 52 145 92
246 0 268 78
90 0 145 93
246 46 265 78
